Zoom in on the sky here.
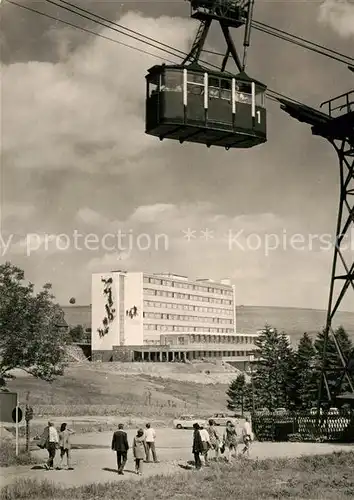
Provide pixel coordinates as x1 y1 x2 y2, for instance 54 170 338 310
1 0 354 311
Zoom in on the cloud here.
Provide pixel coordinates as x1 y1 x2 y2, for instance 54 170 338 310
129 204 177 223
76 207 111 227
3 5 353 312
88 251 132 272
318 0 354 37
79 202 339 309
10 233 75 257
2 12 192 174
1 202 35 222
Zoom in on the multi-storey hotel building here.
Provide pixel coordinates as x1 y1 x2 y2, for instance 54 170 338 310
91 271 259 365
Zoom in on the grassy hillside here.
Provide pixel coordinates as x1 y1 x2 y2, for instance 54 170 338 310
6 362 235 419
62 304 354 345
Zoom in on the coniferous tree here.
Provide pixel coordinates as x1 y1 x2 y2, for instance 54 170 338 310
252 325 293 411
293 332 318 409
314 326 353 398
226 373 252 415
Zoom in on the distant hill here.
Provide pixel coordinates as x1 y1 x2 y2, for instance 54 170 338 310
62 304 354 346
236 306 354 345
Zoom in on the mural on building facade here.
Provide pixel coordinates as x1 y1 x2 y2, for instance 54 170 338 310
97 277 116 338
126 306 138 319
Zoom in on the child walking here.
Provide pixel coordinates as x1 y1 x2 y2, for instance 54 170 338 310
133 428 147 475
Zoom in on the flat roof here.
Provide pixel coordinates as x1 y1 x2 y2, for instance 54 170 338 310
147 272 233 287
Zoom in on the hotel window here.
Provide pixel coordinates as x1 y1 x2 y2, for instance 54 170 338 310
143 277 150 283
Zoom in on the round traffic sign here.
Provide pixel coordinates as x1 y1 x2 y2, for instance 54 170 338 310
12 407 23 423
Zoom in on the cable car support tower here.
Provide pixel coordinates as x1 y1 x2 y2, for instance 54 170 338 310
279 75 354 407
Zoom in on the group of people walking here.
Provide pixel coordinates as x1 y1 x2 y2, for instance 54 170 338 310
38 421 74 470
38 418 252 474
111 423 159 475
193 418 253 469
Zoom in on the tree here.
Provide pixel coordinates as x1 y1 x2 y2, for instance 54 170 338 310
68 324 85 343
252 325 293 411
226 373 252 415
291 332 318 409
314 325 353 399
0 262 68 389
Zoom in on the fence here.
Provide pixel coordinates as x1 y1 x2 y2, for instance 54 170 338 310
252 411 354 443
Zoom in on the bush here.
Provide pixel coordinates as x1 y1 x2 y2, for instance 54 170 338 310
0 440 39 467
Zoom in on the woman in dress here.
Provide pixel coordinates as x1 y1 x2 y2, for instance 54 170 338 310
222 421 238 462
207 419 220 460
58 422 75 470
133 428 147 475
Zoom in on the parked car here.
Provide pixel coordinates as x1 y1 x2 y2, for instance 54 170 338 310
274 407 287 416
328 407 339 416
254 407 269 415
310 407 323 416
209 413 238 426
173 415 206 429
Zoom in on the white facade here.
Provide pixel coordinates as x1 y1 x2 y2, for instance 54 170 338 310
91 271 237 352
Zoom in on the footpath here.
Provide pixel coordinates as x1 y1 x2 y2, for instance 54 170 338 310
1 440 353 490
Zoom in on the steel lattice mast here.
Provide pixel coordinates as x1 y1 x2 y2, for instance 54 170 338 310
278 78 354 406
183 0 255 71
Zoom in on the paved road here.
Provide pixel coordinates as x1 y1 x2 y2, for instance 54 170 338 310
1 429 353 489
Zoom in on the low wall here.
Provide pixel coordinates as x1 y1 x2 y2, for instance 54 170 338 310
91 350 114 362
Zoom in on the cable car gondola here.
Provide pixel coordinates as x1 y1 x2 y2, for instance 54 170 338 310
145 0 267 150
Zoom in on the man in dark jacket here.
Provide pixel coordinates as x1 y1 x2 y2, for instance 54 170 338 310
192 423 203 470
111 423 129 474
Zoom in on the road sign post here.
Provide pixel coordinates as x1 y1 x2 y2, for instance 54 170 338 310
25 392 33 453
12 405 22 456
16 404 19 456
0 392 21 455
